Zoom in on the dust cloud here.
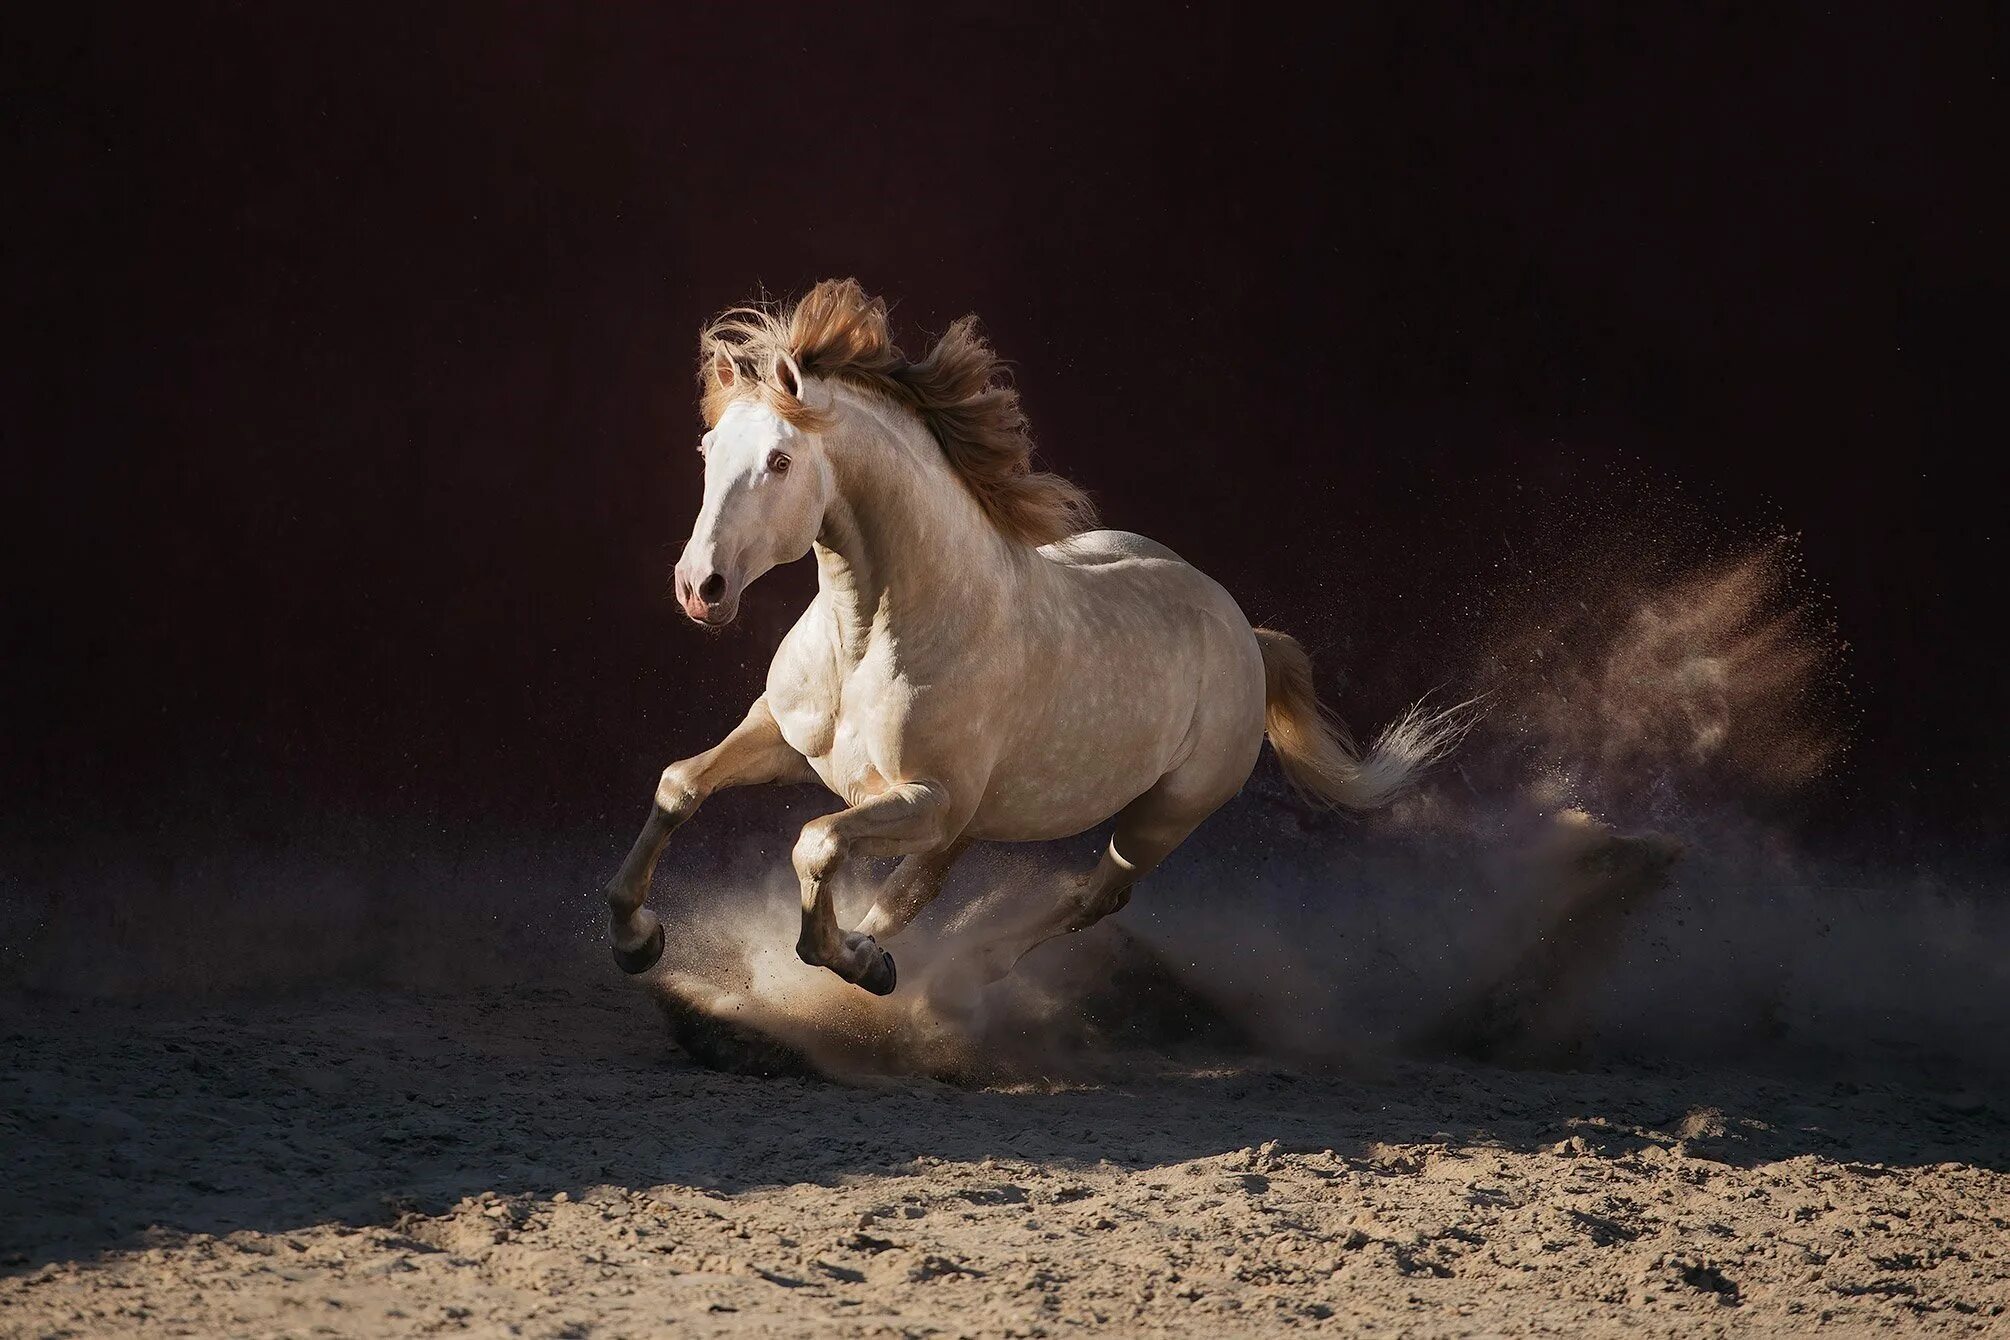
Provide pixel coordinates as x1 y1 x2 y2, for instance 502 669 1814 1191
647 532 2008 1086
4 513 1999 1090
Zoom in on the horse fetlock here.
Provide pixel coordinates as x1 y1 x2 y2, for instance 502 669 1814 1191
603 876 641 914
611 902 661 948
794 915 839 969
611 907 665 975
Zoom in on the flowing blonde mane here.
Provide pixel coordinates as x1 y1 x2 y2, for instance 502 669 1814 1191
698 279 1097 546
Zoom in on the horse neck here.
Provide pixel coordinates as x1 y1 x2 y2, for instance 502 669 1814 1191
814 386 1024 659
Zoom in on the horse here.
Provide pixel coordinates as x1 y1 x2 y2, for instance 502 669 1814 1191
604 279 1469 995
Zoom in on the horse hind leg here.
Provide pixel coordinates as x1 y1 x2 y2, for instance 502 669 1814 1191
855 838 972 941
955 771 1232 987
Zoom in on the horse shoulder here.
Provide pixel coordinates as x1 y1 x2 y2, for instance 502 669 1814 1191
765 596 843 760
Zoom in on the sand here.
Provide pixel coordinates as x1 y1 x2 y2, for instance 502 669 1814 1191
4 976 2006 1339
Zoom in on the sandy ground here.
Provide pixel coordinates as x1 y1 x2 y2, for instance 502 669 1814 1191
3 977 2007 1339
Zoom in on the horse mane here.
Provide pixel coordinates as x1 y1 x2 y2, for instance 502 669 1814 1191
698 279 1097 546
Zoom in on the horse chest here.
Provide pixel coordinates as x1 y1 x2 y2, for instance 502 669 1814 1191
768 651 898 805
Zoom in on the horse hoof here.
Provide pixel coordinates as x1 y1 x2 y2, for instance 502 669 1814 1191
612 917 665 975
857 947 897 996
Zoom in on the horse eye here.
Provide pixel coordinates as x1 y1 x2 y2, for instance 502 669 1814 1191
767 450 791 474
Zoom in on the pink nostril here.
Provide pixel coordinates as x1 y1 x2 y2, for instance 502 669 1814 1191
698 573 725 604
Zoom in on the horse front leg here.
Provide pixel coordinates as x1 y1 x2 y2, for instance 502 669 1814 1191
792 782 956 995
605 698 813 974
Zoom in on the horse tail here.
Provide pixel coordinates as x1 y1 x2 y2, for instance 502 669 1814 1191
1254 628 1476 812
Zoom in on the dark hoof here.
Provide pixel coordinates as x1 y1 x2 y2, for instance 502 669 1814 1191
612 918 665 975
856 947 897 996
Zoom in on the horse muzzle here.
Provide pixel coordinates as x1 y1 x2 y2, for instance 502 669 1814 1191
683 597 737 626
675 568 738 625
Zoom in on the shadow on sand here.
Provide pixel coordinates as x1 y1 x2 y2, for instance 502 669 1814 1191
4 968 2005 1275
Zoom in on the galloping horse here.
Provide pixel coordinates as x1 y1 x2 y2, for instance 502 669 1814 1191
605 280 1467 994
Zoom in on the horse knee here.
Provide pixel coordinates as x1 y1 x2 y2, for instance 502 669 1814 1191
654 764 704 824
610 907 664 974
792 818 844 885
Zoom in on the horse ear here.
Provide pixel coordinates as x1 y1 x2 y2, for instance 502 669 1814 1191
770 351 803 401
710 347 739 388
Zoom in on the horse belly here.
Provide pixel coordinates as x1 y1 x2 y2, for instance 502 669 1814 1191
964 556 1266 842
965 664 1195 842
966 765 1165 841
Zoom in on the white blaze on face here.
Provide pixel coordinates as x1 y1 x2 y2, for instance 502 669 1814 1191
674 399 827 625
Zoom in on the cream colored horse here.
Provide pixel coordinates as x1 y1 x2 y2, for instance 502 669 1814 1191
606 280 1467 993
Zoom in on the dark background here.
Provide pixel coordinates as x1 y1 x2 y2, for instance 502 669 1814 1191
6 4 2006 885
